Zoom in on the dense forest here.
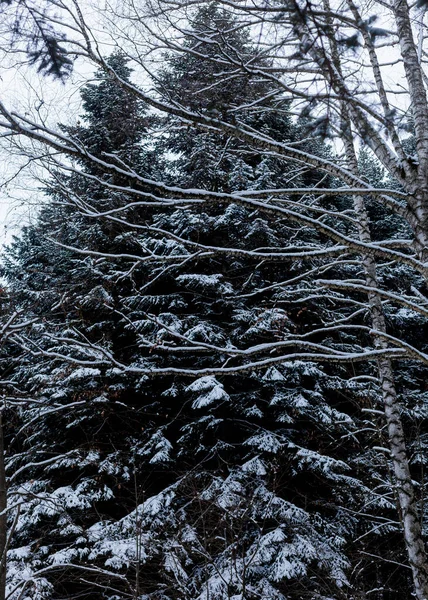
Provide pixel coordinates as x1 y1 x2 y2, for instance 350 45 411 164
0 0 428 599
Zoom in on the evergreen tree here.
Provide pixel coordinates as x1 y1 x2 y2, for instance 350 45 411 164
2 9 425 600
1 52 157 599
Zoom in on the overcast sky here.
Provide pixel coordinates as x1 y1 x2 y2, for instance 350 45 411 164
0 0 104 246
0 0 411 247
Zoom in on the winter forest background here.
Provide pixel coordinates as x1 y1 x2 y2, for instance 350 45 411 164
1 0 428 599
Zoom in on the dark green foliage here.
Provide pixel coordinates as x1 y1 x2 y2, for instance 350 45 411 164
2 7 427 600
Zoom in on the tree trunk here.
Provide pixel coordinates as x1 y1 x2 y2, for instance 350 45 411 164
354 181 428 600
339 96 428 597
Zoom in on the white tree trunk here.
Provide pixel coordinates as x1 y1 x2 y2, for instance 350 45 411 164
351 160 428 600
335 63 428 590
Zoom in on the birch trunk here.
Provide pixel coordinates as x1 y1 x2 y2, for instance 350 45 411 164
391 0 428 258
330 25 428 586
350 152 428 600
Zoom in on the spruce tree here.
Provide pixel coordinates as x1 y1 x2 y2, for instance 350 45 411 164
53 6 382 599
1 52 157 599
2 10 423 600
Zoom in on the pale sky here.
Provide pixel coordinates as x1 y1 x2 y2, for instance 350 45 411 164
0 0 413 247
0 0 104 246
